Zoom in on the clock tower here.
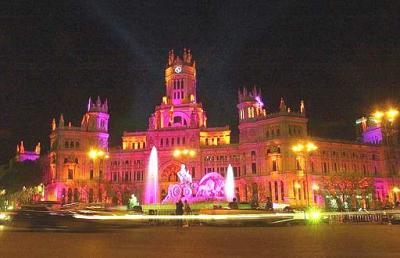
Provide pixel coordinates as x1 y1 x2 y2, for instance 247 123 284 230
165 49 197 105
148 49 207 130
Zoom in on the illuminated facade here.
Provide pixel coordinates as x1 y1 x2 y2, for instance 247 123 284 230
15 141 41 162
45 49 400 208
45 97 110 203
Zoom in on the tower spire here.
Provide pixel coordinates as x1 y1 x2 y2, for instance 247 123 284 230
279 98 287 112
96 96 101 106
88 97 92 111
35 142 41 155
59 114 65 127
20 141 25 153
300 100 305 114
51 118 56 130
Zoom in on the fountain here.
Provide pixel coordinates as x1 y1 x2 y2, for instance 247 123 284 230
145 146 158 204
225 164 235 202
162 164 235 204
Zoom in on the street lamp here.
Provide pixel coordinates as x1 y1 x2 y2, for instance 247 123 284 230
371 107 399 201
172 148 196 159
87 148 109 203
292 141 318 207
172 148 197 179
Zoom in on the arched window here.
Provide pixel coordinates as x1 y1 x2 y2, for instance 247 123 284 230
67 188 73 203
251 151 256 159
88 189 94 203
272 160 277 171
73 188 79 202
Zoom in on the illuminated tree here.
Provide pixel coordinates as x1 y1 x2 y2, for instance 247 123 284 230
320 172 374 211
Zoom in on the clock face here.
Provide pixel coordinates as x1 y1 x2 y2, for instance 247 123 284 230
174 66 182 73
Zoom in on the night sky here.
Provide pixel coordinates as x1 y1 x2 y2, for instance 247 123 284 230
1 1 399 163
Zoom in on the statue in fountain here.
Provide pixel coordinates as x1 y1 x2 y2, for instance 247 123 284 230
177 164 192 184
162 164 227 204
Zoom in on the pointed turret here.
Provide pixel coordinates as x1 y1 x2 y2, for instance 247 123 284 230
279 98 287 112
237 86 266 122
87 97 92 112
35 142 41 155
59 114 65 128
187 49 192 63
300 100 305 114
96 96 101 106
20 141 25 153
51 118 56 130
183 48 187 62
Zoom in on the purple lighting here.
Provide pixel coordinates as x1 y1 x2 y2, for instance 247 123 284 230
145 146 159 204
255 96 264 108
162 165 226 204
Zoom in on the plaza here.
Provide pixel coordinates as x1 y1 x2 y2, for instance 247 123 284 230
0 224 399 257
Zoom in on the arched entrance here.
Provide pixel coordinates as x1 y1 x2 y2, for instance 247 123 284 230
160 163 181 201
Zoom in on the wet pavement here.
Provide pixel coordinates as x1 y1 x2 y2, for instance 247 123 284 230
0 224 399 257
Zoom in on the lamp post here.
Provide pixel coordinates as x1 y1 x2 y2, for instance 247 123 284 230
292 142 318 207
172 148 197 180
87 148 109 203
372 108 399 202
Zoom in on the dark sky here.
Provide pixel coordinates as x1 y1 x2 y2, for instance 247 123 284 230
0 1 399 163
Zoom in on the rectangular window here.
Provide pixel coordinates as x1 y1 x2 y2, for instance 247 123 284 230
192 167 195 179
272 160 277 171
68 169 74 180
293 181 297 199
296 159 301 170
269 182 272 198
251 163 257 174
90 169 94 180
274 181 278 201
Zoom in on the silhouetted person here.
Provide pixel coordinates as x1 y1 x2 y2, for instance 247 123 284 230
265 197 273 211
183 200 192 227
176 199 184 227
228 197 239 209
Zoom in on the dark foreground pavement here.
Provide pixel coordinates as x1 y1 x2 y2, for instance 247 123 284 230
0 224 399 258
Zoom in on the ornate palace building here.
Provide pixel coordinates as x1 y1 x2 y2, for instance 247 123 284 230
44 49 400 209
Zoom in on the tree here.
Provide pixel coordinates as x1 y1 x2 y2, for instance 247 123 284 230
320 171 374 211
0 159 45 196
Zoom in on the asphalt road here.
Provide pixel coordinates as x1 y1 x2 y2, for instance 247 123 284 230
0 224 399 258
